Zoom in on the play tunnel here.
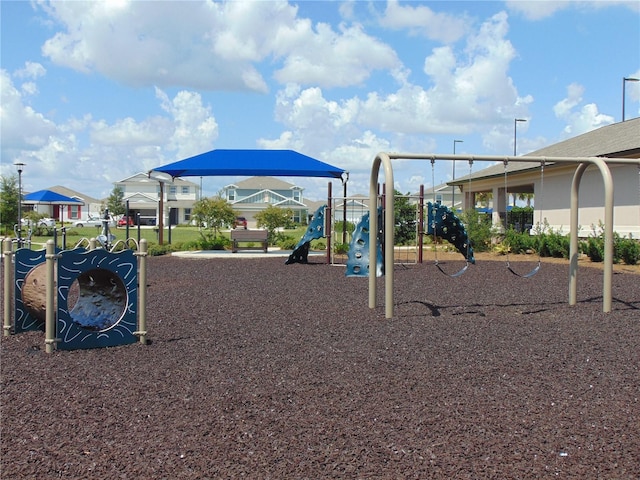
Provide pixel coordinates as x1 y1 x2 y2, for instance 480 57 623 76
13 246 139 350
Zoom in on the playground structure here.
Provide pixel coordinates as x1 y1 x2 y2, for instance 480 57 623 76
3 227 148 353
368 153 640 318
288 186 475 271
340 202 474 278
286 205 327 264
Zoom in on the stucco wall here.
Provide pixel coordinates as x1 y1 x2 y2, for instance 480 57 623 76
538 164 639 238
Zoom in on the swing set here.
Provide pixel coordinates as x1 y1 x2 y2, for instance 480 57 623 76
427 156 545 279
368 152 640 318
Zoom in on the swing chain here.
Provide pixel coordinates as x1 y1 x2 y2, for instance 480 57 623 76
503 158 544 278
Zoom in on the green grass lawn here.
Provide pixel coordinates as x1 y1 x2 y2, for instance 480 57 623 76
23 225 312 251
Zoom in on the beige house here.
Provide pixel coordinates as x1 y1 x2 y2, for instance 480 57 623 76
450 118 640 238
115 173 200 226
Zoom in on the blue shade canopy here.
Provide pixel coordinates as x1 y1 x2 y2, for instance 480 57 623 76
23 190 84 205
152 149 345 179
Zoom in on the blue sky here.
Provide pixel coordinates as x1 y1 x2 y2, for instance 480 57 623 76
1 0 639 201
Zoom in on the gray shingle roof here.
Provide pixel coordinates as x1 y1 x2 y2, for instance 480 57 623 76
452 118 640 183
232 176 297 190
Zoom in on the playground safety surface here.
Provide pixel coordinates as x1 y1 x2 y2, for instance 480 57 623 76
1 255 639 478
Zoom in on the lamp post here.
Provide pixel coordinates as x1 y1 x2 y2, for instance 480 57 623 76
622 77 639 121
514 118 527 156
452 140 463 209
14 162 25 247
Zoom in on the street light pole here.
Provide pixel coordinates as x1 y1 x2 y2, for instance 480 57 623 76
622 77 639 121
452 140 463 209
514 118 527 156
14 162 25 247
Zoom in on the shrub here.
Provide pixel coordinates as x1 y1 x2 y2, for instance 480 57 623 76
458 209 496 252
584 223 631 264
502 227 537 254
619 237 640 265
585 236 604 263
538 226 570 258
333 242 349 255
199 236 229 250
311 240 326 251
277 236 298 250
147 243 173 256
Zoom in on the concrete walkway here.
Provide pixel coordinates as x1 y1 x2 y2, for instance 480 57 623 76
171 247 326 260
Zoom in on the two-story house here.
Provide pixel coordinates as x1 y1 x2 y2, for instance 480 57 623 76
222 177 308 227
115 173 200 226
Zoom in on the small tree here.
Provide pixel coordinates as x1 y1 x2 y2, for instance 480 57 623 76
394 190 417 245
192 196 236 238
0 175 19 234
255 205 293 243
106 186 126 216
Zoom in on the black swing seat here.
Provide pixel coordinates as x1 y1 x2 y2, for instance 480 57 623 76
435 259 470 278
506 260 541 278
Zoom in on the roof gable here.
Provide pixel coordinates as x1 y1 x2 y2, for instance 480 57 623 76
123 192 158 203
234 176 298 190
117 172 198 185
48 185 101 204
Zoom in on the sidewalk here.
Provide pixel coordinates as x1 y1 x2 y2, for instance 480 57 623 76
171 247 326 259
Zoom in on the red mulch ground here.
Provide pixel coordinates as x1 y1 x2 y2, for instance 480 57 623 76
1 255 639 479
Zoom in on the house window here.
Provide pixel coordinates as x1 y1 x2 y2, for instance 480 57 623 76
228 189 236 201
184 208 191 222
182 186 189 194
435 194 443 204
169 186 177 195
293 190 301 202
69 205 81 219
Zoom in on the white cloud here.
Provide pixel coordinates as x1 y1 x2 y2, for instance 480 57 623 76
36 0 399 91
379 0 470 43
256 10 534 195
553 82 584 118
39 0 269 91
156 88 219 159
90 116 172 147
506 0 640 20
1 68 220 197
504 0 569 20
554 83 614 135
0 70 57 153
357 12 528 135
20 82 39 96
273 22 401 87
14 61 46 79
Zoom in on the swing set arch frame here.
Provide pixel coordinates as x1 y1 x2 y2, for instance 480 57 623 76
368 153 640 319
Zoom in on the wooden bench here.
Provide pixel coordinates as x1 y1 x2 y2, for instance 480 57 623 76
230 229 268 253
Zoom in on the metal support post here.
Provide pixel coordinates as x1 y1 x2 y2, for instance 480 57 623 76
44 240 57 353
3 238 13 336
135 239 148 344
